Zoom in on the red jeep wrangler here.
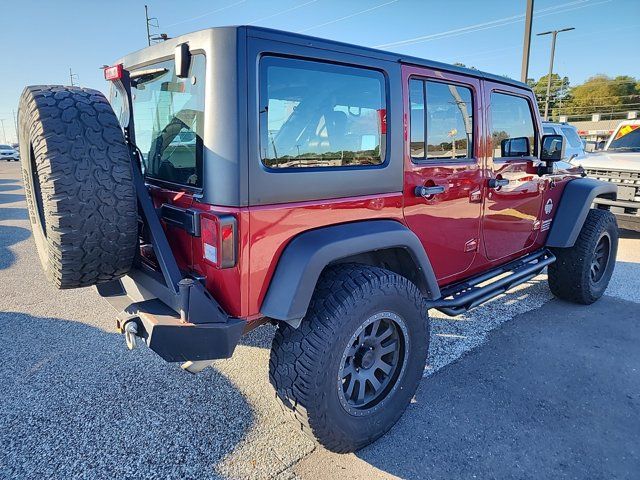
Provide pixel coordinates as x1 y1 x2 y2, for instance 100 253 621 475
18 26 618 453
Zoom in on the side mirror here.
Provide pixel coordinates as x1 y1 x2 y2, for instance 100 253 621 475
501 137 530 157
175 43 191 78
540 134 565 162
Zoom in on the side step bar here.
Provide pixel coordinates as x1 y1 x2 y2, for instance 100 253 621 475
427 249 556 316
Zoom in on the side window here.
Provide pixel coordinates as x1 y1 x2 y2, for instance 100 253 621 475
409 78 473 161
561 126 583 148
260 57 386 169
131 54 206 188
490 92 536 159
409 79 425 158
543 126 555 135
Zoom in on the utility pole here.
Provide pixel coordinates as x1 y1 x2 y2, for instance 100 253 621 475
145 5 152 46
145 5 162 46
537 27 575 120
12 109 18 142
520 0 534 83
69 68 78 86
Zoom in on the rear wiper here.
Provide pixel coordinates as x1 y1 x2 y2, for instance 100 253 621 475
131 68 168 87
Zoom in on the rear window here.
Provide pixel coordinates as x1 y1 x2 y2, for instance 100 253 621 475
126 54 206 188
561 126 583 148
259 57 386 169
608 124 640 151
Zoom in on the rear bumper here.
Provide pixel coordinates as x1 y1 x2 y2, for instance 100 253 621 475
593 198 640 232
97 269 245 362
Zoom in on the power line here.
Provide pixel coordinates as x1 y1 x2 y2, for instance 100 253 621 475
249 0 319 24
554 103 640 112
165 0 247 28
544 93 640 101
298 0 399 33
374 0 609 49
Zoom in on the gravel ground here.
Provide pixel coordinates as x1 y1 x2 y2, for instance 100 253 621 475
1 160 638 479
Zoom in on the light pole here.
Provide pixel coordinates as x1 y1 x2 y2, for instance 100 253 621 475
537 27 574 120
520 0 534 83
0 119 7 144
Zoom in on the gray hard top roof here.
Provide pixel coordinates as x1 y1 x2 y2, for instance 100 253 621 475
119 25 529 91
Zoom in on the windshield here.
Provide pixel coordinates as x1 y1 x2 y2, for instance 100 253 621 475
608 124 640 151
122 54 206 188
0 144 11 149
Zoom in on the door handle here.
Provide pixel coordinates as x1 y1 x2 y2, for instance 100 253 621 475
415 185 446 198
488 178 509 189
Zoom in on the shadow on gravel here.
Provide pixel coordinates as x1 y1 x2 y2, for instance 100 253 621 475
0 312 255 479
0 193 25 205
356 296 640 479
0 207 28 222
0 184 22 193
620 228 640 240
0 224 31 270
239 323 276 349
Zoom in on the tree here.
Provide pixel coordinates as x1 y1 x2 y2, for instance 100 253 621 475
452 62 477 70
563 75 640 116
530 73 570 118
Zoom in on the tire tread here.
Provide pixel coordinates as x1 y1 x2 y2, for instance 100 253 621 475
18 85 137 289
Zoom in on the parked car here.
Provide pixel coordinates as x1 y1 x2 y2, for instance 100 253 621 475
0 144 19 161
583 139 604 153
577 119 640 231
17 26 618 453
542 121 585 161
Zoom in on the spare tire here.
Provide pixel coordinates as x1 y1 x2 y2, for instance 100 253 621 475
18 85 138 289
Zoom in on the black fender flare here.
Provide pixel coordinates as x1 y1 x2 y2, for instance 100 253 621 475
546 177 617 248
261 220 440 326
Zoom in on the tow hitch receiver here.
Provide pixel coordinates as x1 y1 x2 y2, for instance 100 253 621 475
99 282 245 363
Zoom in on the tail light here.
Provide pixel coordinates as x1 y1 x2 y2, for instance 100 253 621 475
200 213 237 269
104 64 124 81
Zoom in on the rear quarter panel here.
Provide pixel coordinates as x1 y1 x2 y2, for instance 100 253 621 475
247 194 404 317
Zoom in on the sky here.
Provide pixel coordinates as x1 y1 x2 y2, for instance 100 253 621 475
0 0 638 143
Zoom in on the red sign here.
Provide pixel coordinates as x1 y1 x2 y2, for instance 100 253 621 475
378 109 387 135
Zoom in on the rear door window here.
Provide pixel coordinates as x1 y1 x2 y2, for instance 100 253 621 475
409 79 474 161
259 57 386 169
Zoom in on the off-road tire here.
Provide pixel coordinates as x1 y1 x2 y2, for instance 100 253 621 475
269 264 430 453
548 209 618 304
18 85 138 289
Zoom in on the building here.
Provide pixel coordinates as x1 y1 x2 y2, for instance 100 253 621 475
566 111 638 143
